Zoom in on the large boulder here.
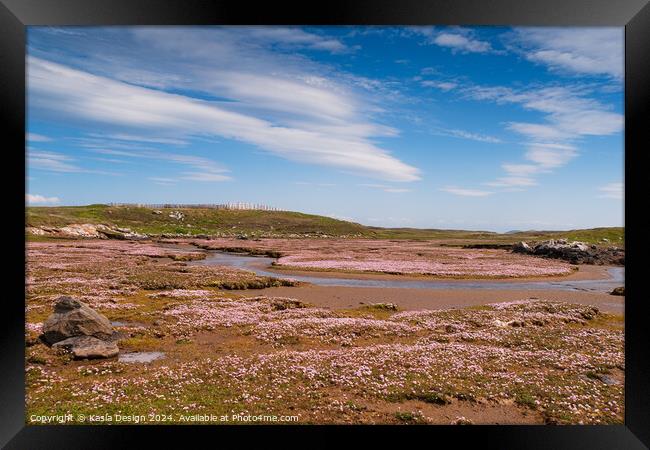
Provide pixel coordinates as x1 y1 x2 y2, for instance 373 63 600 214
52 336 119 359
41 297 114 345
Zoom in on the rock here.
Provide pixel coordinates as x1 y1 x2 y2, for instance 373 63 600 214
519 239 625 266
512 241 532 254
169 211 185 221
572 242 590 252
30 223 148 240
59 223 104 238
52 336 119 359
96 224 148 240
41 296 114 345
153 210 163 215
610 286 625 296
26 226 49 236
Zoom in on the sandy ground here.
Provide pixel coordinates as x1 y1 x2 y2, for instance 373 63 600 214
252 285 624 314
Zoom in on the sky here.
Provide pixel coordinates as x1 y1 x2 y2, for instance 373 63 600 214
26 26 624 232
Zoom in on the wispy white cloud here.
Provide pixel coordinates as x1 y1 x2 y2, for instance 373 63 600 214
408 27 494 54
28 147 121 176
28 150 82 173
435 128 502 144
148 177 176 186
26 193 60 204
80 138 231 183
433 32 492 54
294 181 336 187
598 182 623 199
486 163 539 188
90 133 188 146
420 80 457 91
462 84 622 190
181 172 231 182
524 143 578 169
511 28 623 79
26 132 52 142
360 183 411 193
222 27 350 53
465 85 622 140
28 54 420 183
440 186 493 197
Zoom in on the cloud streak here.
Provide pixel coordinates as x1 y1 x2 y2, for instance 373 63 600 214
28 149 82 173
26 193 60 204
441 186 493 197
598 182 623 199
511 28 623 79
26 133 52 142
28 55 420 182
463 84 622 189
80 139 231 183
433 32 492 53
360 183 412 193
409 27 495 54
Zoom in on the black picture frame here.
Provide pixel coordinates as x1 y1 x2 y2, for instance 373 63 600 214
1 0 648 447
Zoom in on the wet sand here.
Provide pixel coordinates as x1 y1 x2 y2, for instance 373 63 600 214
250 285 624 314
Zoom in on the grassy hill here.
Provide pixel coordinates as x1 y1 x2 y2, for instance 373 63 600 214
26 204 624 245
26 204 373 237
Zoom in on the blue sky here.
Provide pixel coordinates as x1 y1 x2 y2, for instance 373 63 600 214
26 26 624 231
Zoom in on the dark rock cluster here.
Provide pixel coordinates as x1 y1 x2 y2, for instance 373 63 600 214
512 239 624 265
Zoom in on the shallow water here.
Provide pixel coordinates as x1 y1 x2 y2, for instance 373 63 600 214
190 251 624 293
118 351 165 364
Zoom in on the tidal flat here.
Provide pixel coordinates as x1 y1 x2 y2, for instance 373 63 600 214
26 238 624 425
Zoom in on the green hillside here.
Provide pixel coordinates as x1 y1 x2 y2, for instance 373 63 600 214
26 204 624 245
26 204 373 237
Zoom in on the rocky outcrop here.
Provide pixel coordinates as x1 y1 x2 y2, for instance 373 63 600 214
512 239 624 265
52 335 119 359
610 286 625 296
58 223 104 238
512 241 532 254
41 297 115 350
95 224 148 240
27 223 148 240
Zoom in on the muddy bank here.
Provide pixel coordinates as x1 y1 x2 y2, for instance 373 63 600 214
248 285 624 314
